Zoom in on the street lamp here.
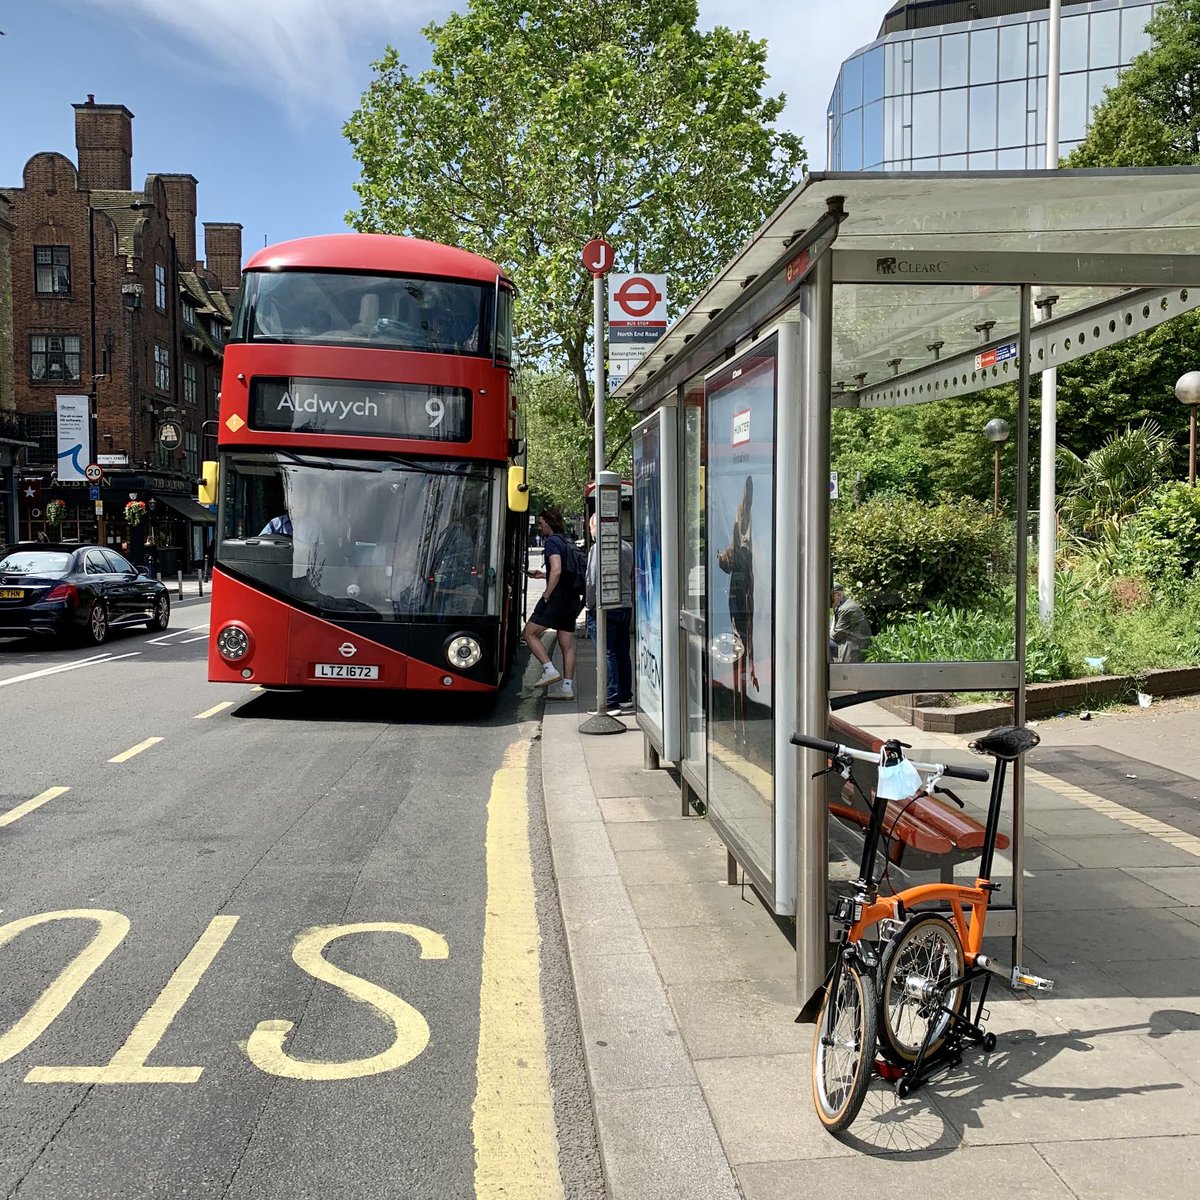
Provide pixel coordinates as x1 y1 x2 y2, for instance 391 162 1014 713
984 417 1011 516
1175 370 1200 486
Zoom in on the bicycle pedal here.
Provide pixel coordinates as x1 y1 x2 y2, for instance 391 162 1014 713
1011 968 1055 991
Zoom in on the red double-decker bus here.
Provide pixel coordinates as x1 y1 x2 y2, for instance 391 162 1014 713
206 233 528 693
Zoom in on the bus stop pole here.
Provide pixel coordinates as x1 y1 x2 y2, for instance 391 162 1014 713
580 242 623 735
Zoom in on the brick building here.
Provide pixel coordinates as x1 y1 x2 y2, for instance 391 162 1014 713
1 96 243 571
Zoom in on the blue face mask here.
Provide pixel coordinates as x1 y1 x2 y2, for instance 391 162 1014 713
876 747 923 801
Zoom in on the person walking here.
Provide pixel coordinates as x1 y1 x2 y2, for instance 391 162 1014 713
580 511 634 713
523 507 584 700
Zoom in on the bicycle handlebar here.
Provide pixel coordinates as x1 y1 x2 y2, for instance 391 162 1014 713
789 731 990 782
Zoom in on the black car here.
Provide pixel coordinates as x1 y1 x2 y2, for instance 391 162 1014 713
0 543 170 645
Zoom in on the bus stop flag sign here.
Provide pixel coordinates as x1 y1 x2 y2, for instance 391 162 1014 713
608 273 668 371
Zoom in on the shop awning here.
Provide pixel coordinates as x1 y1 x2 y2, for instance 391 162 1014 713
155 493 216 524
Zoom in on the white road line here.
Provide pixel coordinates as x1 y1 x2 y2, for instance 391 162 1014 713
179 635 209 644
0 652 140 688
194 702 233 719
108 737 164 764
0 787 71 829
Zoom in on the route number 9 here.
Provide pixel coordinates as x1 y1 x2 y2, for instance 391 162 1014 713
426 398 445 429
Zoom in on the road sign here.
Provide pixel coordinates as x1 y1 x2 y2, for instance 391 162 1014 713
84 463 103 483
94 500 104 515
89 486 100 501
158 421 182 450
611 275 665 320
581 238 615 276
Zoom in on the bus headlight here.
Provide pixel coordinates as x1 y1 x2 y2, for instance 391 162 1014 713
217 623 252 663
446 635 482 670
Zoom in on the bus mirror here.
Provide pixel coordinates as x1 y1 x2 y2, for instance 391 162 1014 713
199 461 219 507
507 465 529 513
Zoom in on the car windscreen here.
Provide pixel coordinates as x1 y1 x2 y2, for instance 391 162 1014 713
232 270 490 356
0 551 72 576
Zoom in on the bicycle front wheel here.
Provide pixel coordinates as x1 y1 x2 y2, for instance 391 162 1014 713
811 957 878 1134
878 912 965 1063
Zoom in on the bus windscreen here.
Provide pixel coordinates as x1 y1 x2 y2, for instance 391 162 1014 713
233 270 489 356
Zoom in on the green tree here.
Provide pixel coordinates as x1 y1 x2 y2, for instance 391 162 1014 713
344 0 804 434
1058 0 1200 463
1067 0 1200 169
1057 419 1175 540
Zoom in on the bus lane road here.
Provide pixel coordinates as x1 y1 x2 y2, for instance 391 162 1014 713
0 657 600 1198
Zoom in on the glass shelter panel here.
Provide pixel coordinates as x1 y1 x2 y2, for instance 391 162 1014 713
680 382 707 791
705 340 777 882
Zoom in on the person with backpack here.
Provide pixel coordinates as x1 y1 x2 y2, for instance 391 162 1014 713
523 506 585 699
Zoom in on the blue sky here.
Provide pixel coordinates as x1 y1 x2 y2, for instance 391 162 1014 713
0 0 882 261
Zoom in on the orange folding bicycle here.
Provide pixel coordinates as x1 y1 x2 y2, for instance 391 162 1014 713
790 724 1053 1133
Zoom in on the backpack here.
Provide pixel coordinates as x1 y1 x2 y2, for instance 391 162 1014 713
561 538 588 605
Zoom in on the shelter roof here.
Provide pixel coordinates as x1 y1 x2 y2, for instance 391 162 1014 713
619 168 1200 408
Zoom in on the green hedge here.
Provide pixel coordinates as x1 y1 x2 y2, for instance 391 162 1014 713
831 496 1007 626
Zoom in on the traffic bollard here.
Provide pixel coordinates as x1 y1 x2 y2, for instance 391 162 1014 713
177 569 183 599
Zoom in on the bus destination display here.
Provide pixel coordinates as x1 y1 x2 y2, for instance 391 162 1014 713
250 377 470 442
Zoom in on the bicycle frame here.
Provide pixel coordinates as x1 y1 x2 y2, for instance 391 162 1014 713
840 753 1012 957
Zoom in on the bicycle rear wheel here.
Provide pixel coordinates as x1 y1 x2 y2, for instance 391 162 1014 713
811 957 878 1133
878 912 965 1063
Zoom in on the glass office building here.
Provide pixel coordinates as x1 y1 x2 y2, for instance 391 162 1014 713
828 0 1161 171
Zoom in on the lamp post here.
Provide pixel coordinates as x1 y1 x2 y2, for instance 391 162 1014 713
1176 371 1200 486
985 417 1011 516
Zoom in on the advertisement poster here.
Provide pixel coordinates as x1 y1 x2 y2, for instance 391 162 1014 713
55 394 92 483
633 412 664 739
705 339 777 878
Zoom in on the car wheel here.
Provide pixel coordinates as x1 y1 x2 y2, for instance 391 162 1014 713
85 601 109 645
148 592 170 632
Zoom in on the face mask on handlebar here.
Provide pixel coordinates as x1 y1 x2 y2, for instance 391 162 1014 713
876 749 923 801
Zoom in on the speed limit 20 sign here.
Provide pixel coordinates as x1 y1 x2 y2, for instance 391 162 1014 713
84 463 104 483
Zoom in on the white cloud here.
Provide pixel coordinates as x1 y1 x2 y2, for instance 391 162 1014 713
698 1 885 168
77 0 449 118
76 0 884 157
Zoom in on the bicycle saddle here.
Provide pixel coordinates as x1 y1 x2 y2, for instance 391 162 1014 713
969 725 1040 761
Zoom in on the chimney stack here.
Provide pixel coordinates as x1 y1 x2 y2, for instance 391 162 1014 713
203 222 243 291
160 174 198 270
73 96 134 192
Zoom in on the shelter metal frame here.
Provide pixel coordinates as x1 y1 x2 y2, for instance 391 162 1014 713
617 169 1200 1008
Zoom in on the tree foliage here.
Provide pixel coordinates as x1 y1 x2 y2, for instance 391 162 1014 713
344 0 805 435
1057 0 1199 463
1067 0 1200 169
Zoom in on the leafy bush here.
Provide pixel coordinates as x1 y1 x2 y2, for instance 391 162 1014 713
831 496 1007 626
1119 482 1200 584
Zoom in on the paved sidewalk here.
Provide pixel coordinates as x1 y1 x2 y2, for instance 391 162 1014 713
536 655 1200 1198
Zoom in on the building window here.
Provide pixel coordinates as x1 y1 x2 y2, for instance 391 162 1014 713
184 360 198 405
34 246 71 295
209 318 224 345
155 263 167 310
30 334 82 382
182 298 197 326
185 430 199 477
154 343 170 391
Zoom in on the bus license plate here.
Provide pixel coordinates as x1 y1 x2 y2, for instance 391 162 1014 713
0 588 23 600
314 663 380 680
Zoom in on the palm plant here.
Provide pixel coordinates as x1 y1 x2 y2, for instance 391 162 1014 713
1057 419 1175 542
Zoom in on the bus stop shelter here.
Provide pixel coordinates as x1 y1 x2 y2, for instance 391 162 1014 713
616 168 1200 1007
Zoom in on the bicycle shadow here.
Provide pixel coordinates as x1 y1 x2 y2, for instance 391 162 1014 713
838 1008 1196 1156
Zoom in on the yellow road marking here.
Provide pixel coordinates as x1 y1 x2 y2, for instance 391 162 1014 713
1028 767 1200 860
108 737 164 763
27 914 239 1084
0 910 130 1064
194 702 233 719
0 787 70 829
245 922 448 1080
472 738 564 1199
